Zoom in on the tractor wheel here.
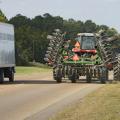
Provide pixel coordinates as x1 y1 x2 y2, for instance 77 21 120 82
53 67 57 80
99 67 107 84
100 78 106 84
76 74 79 80
71 69 77 83
62 66 66 78
68 68 77 83
76 70 79 80
68 67 72 80
53 68 62 83
86 68 92 83
65 66 69 76
106 69 109 81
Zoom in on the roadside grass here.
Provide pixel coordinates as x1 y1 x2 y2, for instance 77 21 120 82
16 66 51 75
50 84 120 120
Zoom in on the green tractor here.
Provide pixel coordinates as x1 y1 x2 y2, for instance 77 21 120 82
44 29 120 83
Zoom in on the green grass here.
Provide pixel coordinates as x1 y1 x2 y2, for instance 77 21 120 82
50 84 120 120
16 66 51 74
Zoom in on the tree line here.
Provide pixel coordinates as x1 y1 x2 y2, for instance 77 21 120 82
0 10 120 65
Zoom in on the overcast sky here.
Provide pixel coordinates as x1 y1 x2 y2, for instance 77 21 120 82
0 0 120 31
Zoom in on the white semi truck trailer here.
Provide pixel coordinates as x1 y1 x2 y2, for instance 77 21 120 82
0 22 15 83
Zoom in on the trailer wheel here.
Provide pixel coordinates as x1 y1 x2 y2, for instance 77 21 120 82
68 67 72 80
105 69 109 81
62 66 65 78
68 68 76 83
86 68 91 83
100 77 106 84
99 67 107 84
54 68 62 83
86 75 91 83
76 70 79 80
0 69 4 84
100 76 106 84
9 70 14 82
71 69 77 83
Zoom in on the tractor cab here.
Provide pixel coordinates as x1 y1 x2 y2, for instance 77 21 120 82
76 33 96 49
73 33 97 54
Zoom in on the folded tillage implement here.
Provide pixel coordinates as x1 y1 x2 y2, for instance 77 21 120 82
44 29 120 83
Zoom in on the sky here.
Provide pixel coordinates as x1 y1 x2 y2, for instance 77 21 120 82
0 0 120 31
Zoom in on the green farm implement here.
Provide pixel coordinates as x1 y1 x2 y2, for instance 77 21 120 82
44 29 120 83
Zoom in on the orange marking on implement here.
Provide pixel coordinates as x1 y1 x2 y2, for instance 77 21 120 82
73 54 79 61
75 42 80 47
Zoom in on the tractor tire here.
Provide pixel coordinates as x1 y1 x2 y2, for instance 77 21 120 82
62 66 66 78
86 68 92 83
100 77 106 84
105 69 109 81
71 77 76 83
54 68 62 83
76 74 79 80
68 67 72 80
69 68 77 83
99 67 107 84
76 69 79 80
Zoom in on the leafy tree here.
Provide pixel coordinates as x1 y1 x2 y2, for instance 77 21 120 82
0 9 8 22
9 14 31 28
84 20 97 33
15 26 33 65
107 28 118 37
63 19 84 38
31 15 44 30
98 25 109 31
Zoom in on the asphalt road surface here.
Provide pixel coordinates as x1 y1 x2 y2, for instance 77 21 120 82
0 71 106 120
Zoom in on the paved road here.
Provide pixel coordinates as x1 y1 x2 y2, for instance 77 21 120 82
0 72 103 120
